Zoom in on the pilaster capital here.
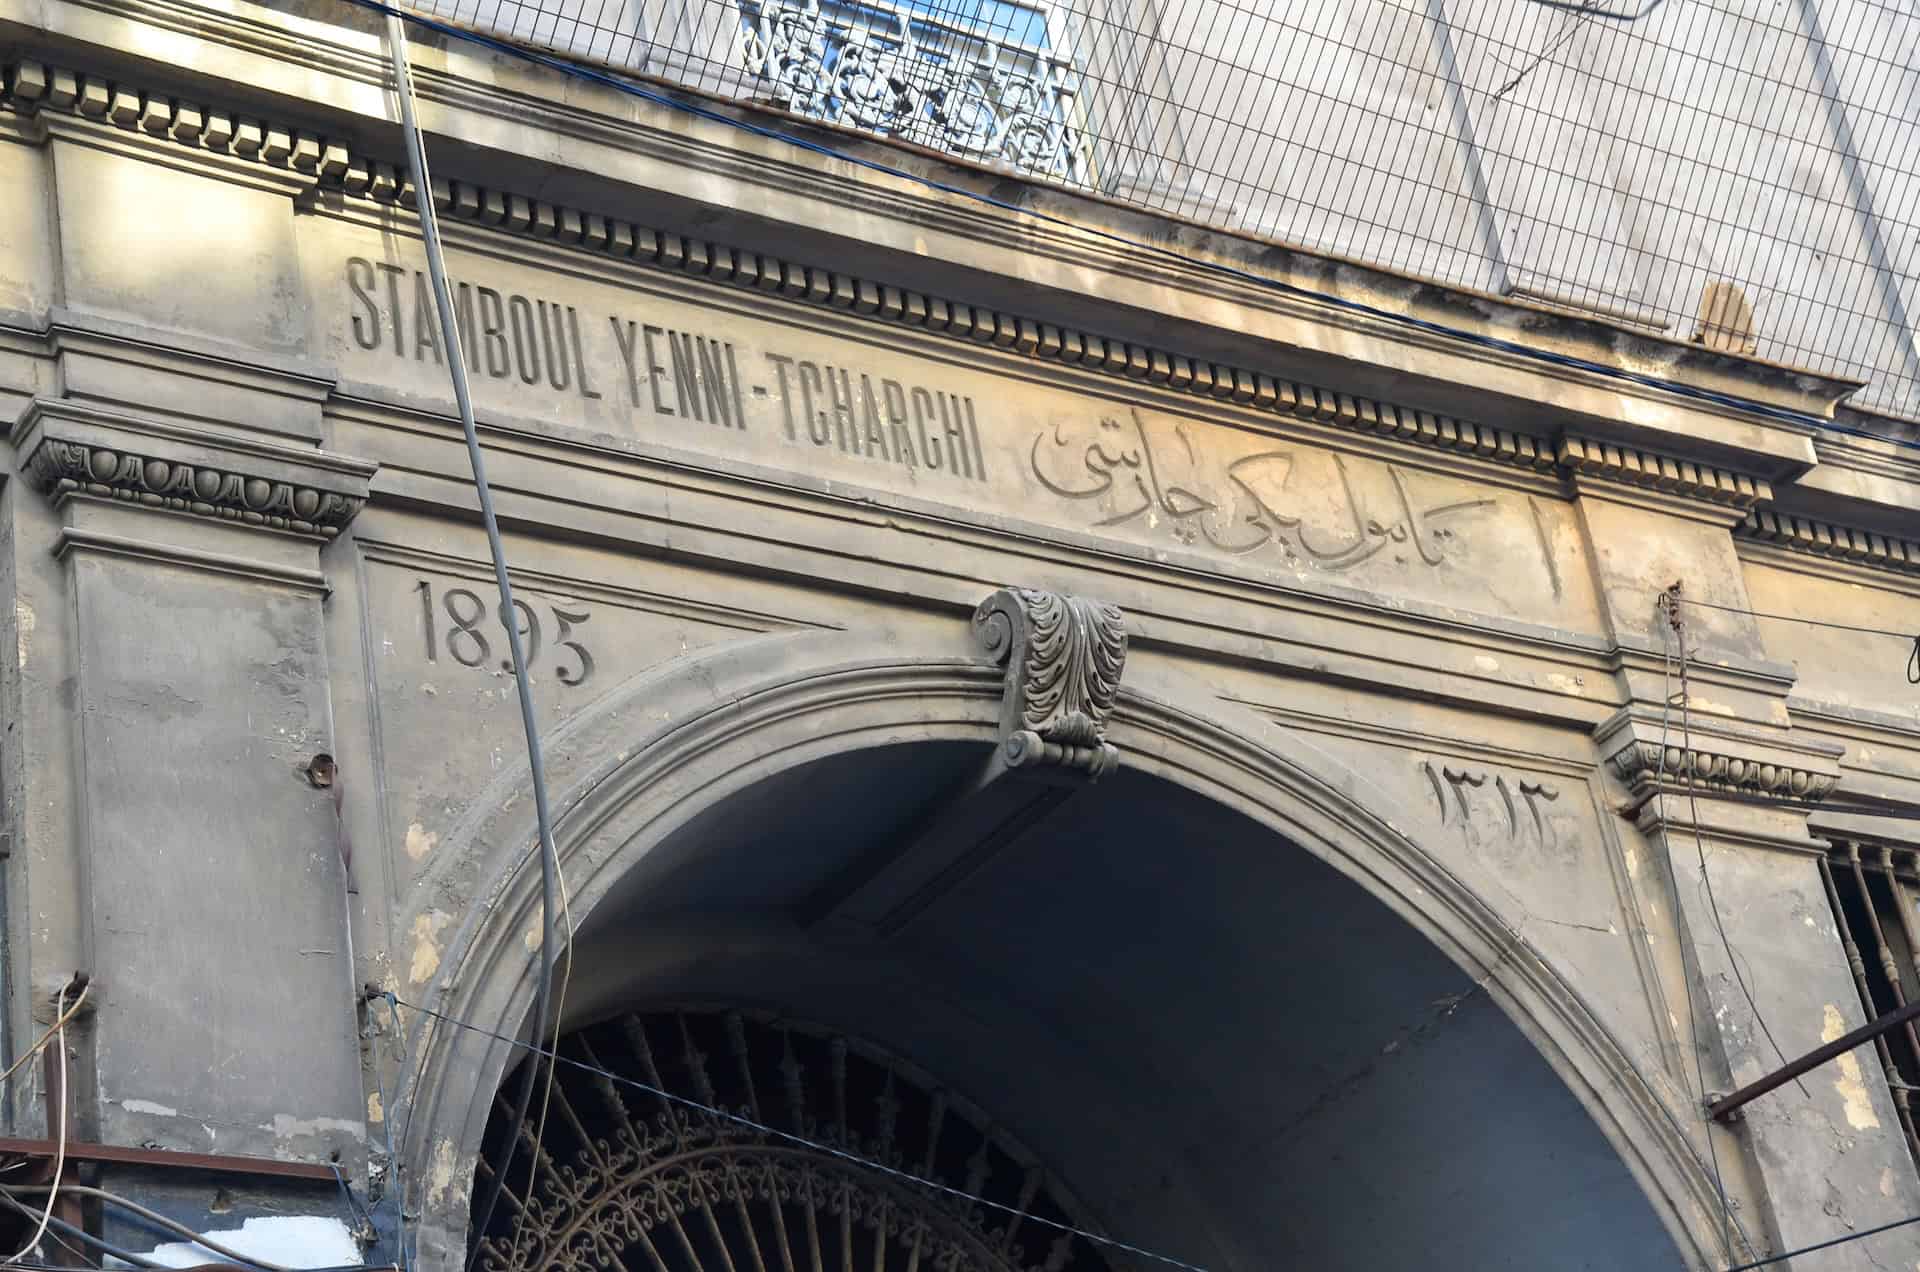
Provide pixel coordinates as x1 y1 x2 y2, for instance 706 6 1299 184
12 397 375 538
1593 706 1843 812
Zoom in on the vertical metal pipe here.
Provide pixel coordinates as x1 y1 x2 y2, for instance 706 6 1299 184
1424 0 1514 296
383 17 560 1266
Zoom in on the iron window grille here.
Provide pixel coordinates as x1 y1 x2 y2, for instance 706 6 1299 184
1820 840 1920 1167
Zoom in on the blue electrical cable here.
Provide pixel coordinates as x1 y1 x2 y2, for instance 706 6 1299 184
336 0 1920 452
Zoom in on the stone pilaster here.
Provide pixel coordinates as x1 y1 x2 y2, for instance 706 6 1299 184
1623 785 1920 1264
10 392 375 1170
1592 642 1920 1262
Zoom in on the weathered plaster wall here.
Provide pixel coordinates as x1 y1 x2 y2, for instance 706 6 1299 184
0 0 1919 1267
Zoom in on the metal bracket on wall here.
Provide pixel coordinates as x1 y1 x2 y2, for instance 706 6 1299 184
1708 997 1920 1122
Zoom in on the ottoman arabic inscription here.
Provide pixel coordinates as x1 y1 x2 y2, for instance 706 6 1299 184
1031 409 1499 572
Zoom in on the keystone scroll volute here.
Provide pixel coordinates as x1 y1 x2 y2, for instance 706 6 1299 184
974 586 1127 779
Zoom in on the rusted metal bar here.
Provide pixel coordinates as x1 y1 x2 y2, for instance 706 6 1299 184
1820 854 1920 1157
1710 996 1920 1121
38 1023 89 1268
1845 844 1920 1061
0 1137 337 1181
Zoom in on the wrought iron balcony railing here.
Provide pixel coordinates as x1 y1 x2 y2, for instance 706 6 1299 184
737 0 1090 184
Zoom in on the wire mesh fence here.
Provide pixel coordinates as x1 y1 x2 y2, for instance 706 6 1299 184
407 0 1920 421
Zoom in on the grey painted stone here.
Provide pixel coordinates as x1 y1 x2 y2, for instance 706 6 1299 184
0 3 1917 1269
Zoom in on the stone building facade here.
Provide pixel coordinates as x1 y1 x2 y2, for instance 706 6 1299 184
1 0 1919 1268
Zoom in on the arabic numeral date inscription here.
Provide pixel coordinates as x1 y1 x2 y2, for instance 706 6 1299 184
415 579 595 687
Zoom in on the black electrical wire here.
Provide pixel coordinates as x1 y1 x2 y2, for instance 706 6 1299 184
1523 0 1668 18
1664 593 1812 1104
383 993 1212 1272
371 993 412 1272
1724 1210 1920 1271
0 1184 380 1272
1652 599 1740 1264
1672 594 1920 684
328 1161 376 1244
1673 594 1919 643
317 11 1920 1270
0 1183 314 1272
0 1188 161 1270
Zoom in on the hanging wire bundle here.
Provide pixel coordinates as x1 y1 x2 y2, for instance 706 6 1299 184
401 0 1920 422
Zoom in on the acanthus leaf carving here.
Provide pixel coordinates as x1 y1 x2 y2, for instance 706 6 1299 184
974 587 1126 779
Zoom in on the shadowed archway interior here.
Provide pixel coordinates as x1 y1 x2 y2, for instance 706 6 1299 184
471 741 1685 1270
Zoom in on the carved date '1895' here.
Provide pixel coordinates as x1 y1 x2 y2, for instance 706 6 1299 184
416 580 595 686
1032 409 1494 570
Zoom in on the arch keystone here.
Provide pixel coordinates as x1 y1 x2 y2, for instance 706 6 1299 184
973 587 1127 779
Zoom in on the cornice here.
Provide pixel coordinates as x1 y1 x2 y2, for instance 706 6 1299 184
1607 740 1838 803
1786 697 1920 749
1736 506 1920 577
12 396 375 537
1558 435 1771 517
1 56 397 194
0 49 1813 527
1629 797 1828 858
1592 706 1844 809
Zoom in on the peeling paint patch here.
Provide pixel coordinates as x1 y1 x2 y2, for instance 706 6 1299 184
14 601 32 669
426 1137 458 1207
409 911 447 985
121 1098 178 1117
1825 1003 1882 1130
1623 842 1639 879
367 1091 384 1124
262 1113 365 1144
139 1215 362 1267
404 822 439 862
1473 655 1500 673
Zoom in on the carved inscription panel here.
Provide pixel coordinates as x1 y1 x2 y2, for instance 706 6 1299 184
308 221 1600 630
355 538 794 895
1421 759 1568 863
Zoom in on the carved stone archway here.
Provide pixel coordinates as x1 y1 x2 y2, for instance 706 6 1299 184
395 611 1723 1271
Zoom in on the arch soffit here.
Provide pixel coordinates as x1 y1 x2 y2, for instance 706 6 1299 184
397 623 1718 1269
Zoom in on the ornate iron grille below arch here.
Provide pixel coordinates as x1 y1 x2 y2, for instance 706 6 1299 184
470 1007 1119 1272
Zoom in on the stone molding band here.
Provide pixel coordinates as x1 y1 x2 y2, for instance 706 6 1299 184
1559 436 1772 510
4 54 1794 521
12 399 375 538
1738 508 1920 574
25 438 363 536
1606 741 1838 803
